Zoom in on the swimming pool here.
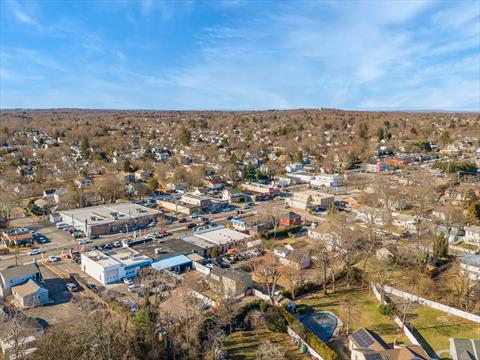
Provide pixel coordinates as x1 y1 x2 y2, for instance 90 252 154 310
298 311 338 342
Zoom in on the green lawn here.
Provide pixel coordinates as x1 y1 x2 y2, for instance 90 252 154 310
410 305 480 351
298 286 409 345
224 325 309 360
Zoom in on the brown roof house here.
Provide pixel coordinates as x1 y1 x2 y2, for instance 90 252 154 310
349 328 430 360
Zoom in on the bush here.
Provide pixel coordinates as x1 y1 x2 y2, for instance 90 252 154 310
295 304 313 316
265 225 302 239
263 307 286 333
282 282 320 300
233 300 261 326
279 306 338 360
378 304 395 317
259 300 269 313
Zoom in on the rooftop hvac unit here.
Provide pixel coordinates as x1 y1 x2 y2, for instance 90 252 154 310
154 247 169 254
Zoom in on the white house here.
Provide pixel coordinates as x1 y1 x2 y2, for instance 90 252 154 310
285 163 303 172
309 173 343 188
459 254 480 281
463 226 480 248
75 178 93 189
0 263 42 299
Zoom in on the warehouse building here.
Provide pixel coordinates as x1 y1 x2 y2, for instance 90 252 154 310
58 202 161 236
80 247 152 285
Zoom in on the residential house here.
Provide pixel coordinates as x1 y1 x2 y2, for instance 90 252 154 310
285 163 303 172
349 328 429 360
0 263 42 299
279 212 302 229
135 169 151 181
1 228 34 247
463 226 480 248
11 279 49 309
75 178 93 189
459 254 480 281
309 173 343 188
449 338 480 360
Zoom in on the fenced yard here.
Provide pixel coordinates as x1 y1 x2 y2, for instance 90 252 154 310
224 325 309 360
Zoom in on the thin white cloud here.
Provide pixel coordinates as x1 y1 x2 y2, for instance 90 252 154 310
6 0 37 25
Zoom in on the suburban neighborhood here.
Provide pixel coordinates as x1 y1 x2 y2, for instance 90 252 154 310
0 108 479 360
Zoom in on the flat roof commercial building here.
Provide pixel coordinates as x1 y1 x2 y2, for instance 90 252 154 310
58 202 161 236
286 190 334 211
80 248 152 285
182 226 251 254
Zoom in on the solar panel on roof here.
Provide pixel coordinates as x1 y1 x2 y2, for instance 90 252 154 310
352 329 375 348
364 353 383 360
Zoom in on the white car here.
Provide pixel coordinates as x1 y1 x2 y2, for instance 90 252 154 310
48 255 60 263
123 278 133 285
78 239 92 245
28 249 41 256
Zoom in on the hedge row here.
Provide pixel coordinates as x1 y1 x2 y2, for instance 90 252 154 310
279 307 338 360
264 225 302 239
281 282 320 300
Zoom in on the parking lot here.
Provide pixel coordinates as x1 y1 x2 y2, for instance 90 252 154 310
23 263 88 328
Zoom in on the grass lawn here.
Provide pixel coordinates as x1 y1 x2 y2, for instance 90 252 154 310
298 286 409 345
224 325 309 360
409 305 480 351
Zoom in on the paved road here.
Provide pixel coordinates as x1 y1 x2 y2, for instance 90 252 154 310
0 201 285 269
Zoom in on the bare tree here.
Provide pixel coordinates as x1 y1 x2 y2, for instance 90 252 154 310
254 253 281 304
309 241 330 295
0 311 38 360
255 340 286 360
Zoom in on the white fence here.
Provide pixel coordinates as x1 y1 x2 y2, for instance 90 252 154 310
189 289 217 307
252 288 271 302
286 326 323 360
450 245 476 254
381 284 480 323
192 261 211 275
371 284 435 358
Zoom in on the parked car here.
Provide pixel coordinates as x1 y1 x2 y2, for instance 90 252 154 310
28 249 41 256
123 278 133 285
128 284 143 293
86 283 98 291
66 283 79 292
33 233 49 244
89 234 100 240
113 241 122 247
47 255 60 263
56 222 67 229
187 223 197 229
178 217 187 223
78 239 92 245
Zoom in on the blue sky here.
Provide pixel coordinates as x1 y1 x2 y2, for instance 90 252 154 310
1 0 479 110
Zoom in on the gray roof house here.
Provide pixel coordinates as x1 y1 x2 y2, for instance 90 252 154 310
0 263 42 298
449 338 480 360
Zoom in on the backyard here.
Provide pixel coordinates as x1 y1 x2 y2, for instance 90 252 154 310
297 285 409 344
409 304 480 354
224 325 309 360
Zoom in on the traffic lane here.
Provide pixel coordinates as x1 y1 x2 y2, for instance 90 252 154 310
0 202 269 267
